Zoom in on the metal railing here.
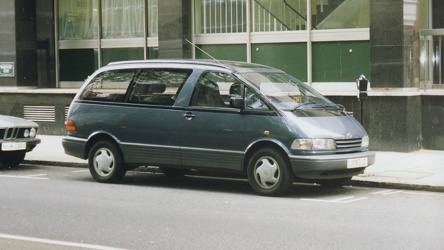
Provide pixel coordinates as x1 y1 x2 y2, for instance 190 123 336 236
420 29 444 86
198 0 347 34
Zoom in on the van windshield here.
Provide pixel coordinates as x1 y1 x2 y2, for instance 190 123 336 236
240 72 336 110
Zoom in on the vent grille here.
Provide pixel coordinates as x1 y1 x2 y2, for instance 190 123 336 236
23 106 56 122
335 138 362 149
65 106 70 119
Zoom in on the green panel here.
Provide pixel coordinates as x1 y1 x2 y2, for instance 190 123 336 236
102 48 144 65
148 47 159 59
251 43 307 81
195 44 247 61
312 41 369 82
59 49 98 81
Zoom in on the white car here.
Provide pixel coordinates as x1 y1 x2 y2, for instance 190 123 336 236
0 115 40 167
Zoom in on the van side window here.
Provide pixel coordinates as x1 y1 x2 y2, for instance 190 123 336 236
245 87 271 111
128 69 191 106
191 72 242 108
80 70 136 102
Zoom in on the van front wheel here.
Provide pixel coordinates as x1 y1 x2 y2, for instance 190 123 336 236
247 148 293 196
88 141 126 183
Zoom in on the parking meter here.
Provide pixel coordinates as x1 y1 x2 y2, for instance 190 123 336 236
357 75 368 101
356 75 369 125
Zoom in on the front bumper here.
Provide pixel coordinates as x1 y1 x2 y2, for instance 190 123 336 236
289 151 376 179
0 137 41 154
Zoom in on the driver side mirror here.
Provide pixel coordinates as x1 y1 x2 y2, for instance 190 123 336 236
230 96 244 109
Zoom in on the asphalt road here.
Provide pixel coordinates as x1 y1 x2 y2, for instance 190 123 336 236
0 164 443 250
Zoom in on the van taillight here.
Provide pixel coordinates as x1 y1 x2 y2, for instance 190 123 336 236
65 119 77 132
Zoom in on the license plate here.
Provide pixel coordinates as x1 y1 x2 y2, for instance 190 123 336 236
1 142 26 151
347 157 368 168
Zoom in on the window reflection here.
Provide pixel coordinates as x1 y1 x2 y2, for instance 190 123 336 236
58 0 98 40
312 0 369 29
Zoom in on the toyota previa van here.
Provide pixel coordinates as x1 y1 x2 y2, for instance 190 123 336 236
63 60 375 196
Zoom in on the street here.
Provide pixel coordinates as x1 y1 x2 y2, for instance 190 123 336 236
0 164 443 250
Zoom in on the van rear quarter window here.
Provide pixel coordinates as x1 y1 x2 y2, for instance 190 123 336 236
81 70 136 102
80 68 192 106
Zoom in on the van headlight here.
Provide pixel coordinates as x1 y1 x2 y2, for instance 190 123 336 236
291 139 336 150
361 135 369 148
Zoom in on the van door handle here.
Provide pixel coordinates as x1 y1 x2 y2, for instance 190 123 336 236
183 112 195 120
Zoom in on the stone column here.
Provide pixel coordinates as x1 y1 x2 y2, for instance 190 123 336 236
0 0 38 88
0 0 18 87
158 0 192 59
368 0 421 151
15 0 38 87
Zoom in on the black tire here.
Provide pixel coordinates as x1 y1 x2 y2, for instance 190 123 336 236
0 153 25 168
88 141 126 183
317 177 352 188
247 148 293 196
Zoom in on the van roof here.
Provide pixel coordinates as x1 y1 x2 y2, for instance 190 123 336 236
107 59 281 73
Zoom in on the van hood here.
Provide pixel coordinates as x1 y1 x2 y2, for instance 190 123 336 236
283 109 367 139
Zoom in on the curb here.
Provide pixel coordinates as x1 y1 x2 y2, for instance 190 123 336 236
23 160 88 168
23 160 444 193
350 180 444 193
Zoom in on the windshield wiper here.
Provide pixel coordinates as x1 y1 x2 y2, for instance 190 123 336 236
292 102 343 111
323 103 344 109
292 101 317 111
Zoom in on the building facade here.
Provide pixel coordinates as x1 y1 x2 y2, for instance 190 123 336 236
0 0 443 151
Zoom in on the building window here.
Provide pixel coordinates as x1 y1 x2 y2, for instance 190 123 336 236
102 48 145 66
59 49 98 81
101 0 144 39
194 0 370 88
147 0 158 37
312 0 369 30
420 0 444 86
58 0 98 40
252 0 307 32
56 0 159 85
195 0 370 34
195 0 247 34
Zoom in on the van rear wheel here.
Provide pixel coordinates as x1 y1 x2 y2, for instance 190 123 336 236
88 141 126 183
247 148 293 196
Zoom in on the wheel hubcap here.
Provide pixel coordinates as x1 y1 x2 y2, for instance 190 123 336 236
94 148 115 177
254 157 280 189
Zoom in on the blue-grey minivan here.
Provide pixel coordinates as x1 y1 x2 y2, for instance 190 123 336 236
63 60 375 196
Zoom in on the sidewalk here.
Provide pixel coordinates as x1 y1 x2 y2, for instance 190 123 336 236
24 135 444 192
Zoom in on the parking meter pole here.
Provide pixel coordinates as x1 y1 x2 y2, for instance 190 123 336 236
360 100 364 126
357 75 368 126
